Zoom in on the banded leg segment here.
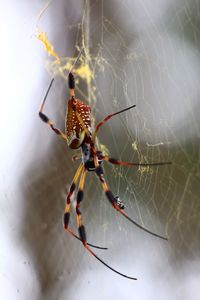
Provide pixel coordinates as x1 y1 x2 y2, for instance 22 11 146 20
95 165 168 241
102 155 172 167
76 167 87 242
63 164 107 250
39 78 67 141
63 163 83 227
73 167 137 280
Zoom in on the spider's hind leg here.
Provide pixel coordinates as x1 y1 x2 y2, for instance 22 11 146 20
39 78 68 141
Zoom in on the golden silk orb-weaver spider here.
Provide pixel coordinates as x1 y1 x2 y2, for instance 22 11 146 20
39 53 171 280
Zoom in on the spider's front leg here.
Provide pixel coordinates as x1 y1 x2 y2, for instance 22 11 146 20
94 162 168 240
63 163 83 230
65 164 96 245
63 163 107 250
73 165 137 280
68 165 94 245
75 167 87 244
95 164 120 208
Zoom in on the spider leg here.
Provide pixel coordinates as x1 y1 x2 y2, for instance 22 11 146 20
39 78 68 141
95 165 168 241
73 166 137 280
93 104 136 141
63 163 107 250
101 155 172 167
83 242 137 280
64 163 83 221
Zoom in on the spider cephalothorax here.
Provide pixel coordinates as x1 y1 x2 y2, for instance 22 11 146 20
39 53 171 280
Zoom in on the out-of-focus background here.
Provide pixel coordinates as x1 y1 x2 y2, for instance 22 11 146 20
1 0 200 299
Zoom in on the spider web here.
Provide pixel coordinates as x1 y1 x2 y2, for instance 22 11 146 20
2 0 200 299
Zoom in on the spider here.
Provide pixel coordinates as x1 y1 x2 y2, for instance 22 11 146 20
39 51 171 280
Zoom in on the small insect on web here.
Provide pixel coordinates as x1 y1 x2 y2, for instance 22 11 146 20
38 47 172 280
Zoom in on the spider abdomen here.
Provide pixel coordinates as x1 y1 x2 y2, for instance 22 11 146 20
65 98 91 149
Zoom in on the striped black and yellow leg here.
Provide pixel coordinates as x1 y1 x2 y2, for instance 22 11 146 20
63 163 83 229
63 164 106 250
102 155 172 167
39 78 68 141
95 165 168 241
75 167 87 243
74 167 137 280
